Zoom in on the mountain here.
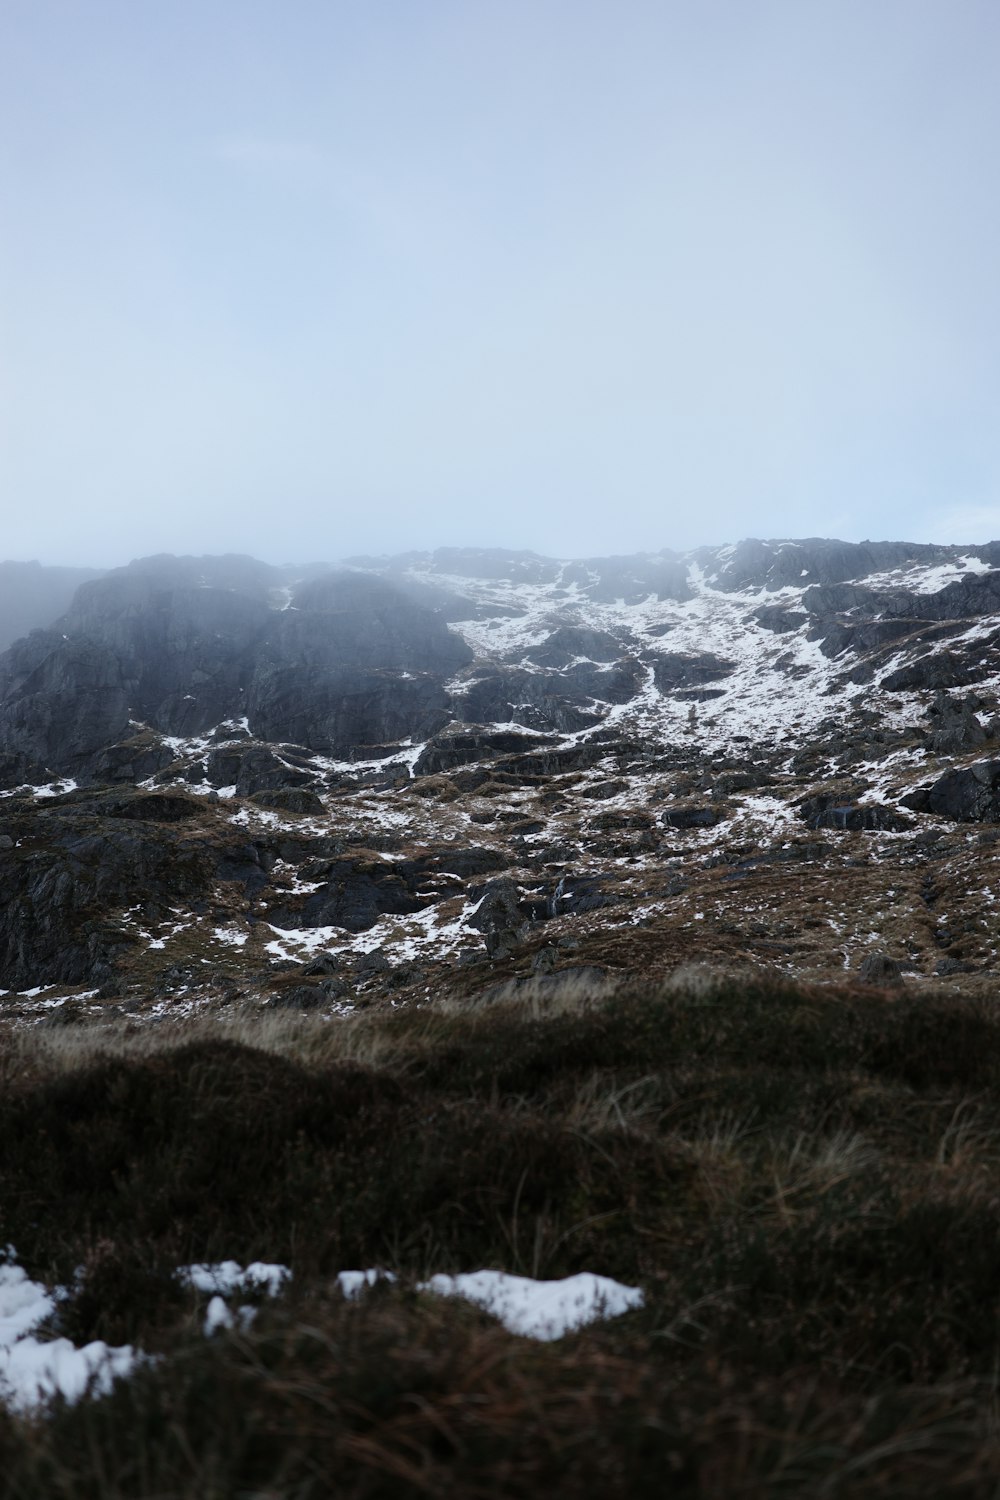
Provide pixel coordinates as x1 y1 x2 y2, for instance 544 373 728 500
2 536 1000 1011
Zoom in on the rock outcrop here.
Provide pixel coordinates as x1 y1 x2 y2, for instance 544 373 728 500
0 557 472 775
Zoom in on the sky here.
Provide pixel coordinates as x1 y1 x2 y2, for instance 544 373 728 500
1 0 999 567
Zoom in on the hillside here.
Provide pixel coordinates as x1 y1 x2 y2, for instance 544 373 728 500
1 536 1000 1016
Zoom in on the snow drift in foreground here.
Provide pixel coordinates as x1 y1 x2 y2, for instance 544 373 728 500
0 1260 137 1414
1 1256 644 1414
337 1267 644 1340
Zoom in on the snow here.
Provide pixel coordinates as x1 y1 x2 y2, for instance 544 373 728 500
180 1261 641 1342
410 560 875 757
421 1270 644 1339
337 1269 395 1299
204 1295 235 1334
264 924 343 961
181 1261 643 1343
1 1251 642 1415
861 556 994 595
178 1261 291 1297
336 1266 642 1338
36 779 78 798
202 1297 257 1335
0 1259 138 1414
212 925 248 948
178 1262 291 1337
264 890 487 969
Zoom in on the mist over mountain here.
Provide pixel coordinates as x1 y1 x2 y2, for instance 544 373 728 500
0 560 106 652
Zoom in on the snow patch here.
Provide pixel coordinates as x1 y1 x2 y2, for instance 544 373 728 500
0 1258 138 1414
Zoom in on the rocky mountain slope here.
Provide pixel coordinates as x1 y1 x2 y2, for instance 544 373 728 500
3 536 1000 1020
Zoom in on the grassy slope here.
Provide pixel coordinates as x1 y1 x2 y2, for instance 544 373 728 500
3 975 1000 1496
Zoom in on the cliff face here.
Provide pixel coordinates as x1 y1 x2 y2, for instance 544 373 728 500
0 555 472 772
4 537 1000 1008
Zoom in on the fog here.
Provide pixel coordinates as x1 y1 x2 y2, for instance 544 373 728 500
2 0 999 567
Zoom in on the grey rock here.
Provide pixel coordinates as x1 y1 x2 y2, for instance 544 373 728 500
926 692 987 754
269 856 433 934
0 559 473 773
467 876 529 958
797 794 912 832
648 652 734 693
858 953 905 985
38 999 86 1027
301 952 344 976
412 729 558 776
910 760 1000 822
660 804 724 829
934 956 969 976
250 787 325 815
526 626 627 668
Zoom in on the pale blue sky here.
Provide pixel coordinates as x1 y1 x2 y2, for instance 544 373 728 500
1 0 998 565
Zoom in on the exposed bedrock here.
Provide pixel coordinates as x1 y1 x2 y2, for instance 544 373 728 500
525 626 628 668
0 799 220 989
412 729 560 776
454 670 602 733
648 652 735 693
245 665 454 757
710 537 975 595
0 559 473 773
903 760 1000 822
266 844 511 937
803 570 1000 626
796 792 912 832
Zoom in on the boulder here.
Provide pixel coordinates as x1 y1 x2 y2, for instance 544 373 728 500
753 606 808 634
797 794 912 832
908 761 1000 823
925 692 988 754
467 876 530 959
858 953 905 986
660 804 724 829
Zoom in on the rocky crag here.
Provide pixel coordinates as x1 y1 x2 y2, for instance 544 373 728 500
3 537 1000 1019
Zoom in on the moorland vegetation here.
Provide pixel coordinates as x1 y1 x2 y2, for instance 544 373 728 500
4 971 1000 1496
